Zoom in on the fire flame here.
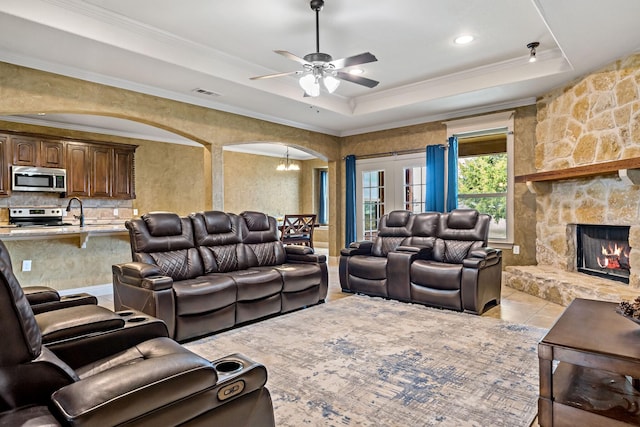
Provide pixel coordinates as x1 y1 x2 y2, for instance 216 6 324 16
597 242 630 270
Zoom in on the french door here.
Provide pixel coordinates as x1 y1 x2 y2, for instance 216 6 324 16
355 153 426 240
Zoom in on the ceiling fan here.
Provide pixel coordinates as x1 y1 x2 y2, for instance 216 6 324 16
250 0 379 97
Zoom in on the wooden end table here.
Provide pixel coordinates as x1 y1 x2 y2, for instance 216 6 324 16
538 298 640 426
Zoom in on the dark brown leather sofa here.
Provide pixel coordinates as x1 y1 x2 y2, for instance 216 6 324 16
340 209 502 314
113 210 328 342
0 244 275 427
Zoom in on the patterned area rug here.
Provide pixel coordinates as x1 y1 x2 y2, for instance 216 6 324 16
184 295 546 426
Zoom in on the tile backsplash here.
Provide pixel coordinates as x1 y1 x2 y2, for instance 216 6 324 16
0 194 134 224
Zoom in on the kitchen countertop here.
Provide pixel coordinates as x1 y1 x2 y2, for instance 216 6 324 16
0 222 128 246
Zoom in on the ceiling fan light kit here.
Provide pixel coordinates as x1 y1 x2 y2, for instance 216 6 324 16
250 0 379 97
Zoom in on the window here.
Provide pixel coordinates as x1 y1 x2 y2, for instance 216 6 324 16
458 151 507 239
445 111 514 244
317 169 328 225
356 153 425 240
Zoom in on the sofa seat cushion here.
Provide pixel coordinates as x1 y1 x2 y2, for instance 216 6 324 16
273 263 323 293
347 255 388 280
173 275 236 316
410 260 462 290
227 268 283 301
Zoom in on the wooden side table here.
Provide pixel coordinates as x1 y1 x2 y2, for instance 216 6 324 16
538 298 640 426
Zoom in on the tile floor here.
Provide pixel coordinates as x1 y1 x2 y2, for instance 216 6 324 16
98 250 567 329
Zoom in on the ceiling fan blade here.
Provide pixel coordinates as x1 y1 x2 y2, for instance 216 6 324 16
336 71 379 88
275 50 310 65
330 52 377 70
250 70 302 80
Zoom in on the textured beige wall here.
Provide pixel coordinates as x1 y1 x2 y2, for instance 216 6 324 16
533 53 640 286
134 141 206 215
223 151 300 216
4 236 132 290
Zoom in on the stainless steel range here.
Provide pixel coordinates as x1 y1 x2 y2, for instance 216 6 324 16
9 207 72 227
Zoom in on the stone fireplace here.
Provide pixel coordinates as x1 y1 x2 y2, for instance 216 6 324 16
504 53 640 306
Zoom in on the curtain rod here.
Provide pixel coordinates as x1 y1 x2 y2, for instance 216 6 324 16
343 142 449 160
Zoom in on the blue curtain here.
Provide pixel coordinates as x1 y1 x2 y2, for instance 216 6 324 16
446 136 459 212
425 145 445 212
318 170 328 225
345 155 357 246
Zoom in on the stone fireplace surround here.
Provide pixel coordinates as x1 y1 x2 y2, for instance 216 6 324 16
504 174 640 306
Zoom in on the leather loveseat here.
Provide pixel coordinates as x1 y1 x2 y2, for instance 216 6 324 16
340 209 502 314
113 210 328 342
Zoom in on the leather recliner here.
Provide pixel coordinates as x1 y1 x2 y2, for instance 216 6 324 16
339 210 415 297
0 250 275 426
407 209 502 314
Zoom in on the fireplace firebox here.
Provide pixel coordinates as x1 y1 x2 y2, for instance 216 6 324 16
576 224 631 284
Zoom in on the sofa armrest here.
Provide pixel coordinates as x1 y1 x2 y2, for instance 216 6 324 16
112 262 174 291
340 240 373 256
284 245 327 263
396 245 433 259
462 247 501 268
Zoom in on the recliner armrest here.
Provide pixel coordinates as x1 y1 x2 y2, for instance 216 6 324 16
340 240 373 256
51 338 219 426
112 263 174 291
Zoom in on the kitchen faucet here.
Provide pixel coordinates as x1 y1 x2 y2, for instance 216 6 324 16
66 197 84 227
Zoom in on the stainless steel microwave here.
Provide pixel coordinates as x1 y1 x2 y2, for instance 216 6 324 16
11 166 67 193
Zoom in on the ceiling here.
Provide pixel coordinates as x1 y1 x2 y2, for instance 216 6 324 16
0 0 639 158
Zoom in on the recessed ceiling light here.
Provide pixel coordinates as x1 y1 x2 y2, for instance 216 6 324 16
349 68 364 75
454 35 474 45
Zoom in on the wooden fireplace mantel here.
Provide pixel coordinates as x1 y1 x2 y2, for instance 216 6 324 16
515 157 640 194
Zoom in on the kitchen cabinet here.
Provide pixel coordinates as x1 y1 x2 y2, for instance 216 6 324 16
2 130 136 199
90 145 112 198
0 135 8 196
113 147 136 199
66 141 136 199
11 136 65 168
66 142 90 197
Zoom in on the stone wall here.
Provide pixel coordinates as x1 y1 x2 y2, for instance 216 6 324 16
531 53 640 288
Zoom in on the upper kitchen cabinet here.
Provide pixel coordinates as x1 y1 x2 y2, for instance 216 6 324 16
66 141 136 199
2 130 137 199
11 136 65 168
66 142 91 197
0 135 9 196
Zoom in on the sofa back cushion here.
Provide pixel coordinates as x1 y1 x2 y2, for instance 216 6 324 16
371 210 414 257
436 209 490 242
406 212 439 248
126 212 203 280
191 211 243 273
431 209 490 263
239 211 286 267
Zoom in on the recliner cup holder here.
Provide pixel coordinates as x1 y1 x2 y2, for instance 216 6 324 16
215 360 243 374
127 317 147 323
118 311 134 317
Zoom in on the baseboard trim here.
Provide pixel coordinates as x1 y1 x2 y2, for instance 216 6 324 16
59 283 112 297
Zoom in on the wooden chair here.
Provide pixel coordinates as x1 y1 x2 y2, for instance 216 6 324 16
280 214 316 248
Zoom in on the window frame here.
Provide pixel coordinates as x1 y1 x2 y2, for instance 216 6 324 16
444 111 515 246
